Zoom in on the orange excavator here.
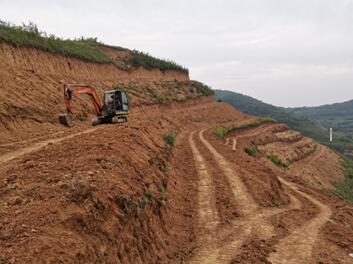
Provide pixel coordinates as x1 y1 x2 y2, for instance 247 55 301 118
59 84 129 127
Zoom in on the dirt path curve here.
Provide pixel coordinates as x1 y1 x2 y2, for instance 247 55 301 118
268 177 332 264
199 129 258 215
188 128 304 263
188 131 221 264
0 128 97 165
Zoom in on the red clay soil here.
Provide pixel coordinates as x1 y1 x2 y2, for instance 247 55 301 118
1 44 353 263
1 99 353 263
0 42 208 144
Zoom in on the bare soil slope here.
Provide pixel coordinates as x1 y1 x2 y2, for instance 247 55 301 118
0 43 206 144
1 45 352 264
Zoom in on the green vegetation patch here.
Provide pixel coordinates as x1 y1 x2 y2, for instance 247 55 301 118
0 21 113 63
214 89 353 156
244 146 260 157
163 132 176 148
191 81 214 96
267 154 287 168
332 158 353 204
213 127 228 139
213 117 274 139
0 21 189 73
129 50 188 73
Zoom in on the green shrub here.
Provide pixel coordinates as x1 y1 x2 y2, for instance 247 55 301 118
267 154 287 168
244 146 259 157
213 127 229 139
332 158 353 204
163 132 176 148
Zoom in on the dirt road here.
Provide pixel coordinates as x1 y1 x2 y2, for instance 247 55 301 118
188 127 338 263
0 116 348 263
268 177 332 264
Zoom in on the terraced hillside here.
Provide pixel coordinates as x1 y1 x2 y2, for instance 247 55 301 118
1 24 353 264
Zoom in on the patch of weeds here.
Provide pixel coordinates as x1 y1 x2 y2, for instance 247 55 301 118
154 95 164 104
267 154 287 168
332 157 353 204
213 127 229 139
214 117 275 140
66 178 96 204
163 132 176 148
244 146 260 157
129 50 188 73
191 81 214 96
137 188 153 213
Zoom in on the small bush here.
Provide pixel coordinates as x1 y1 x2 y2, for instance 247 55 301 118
244 146 259 157
267 154 287 168
163 132 176 148
213 127 229 139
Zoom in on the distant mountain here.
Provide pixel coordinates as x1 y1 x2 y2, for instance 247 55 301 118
288 100 353 137
214 89 353 157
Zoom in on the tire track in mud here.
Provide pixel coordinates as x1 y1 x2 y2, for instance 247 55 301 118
268 177 332 264
188 130 221 264
0 128 97 165
199 129 259 215
189 128 303 263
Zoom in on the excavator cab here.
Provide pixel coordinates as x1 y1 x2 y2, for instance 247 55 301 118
103 90 129 114
96 89 129 125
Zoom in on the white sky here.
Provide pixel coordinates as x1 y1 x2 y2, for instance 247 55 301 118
1 0 353 107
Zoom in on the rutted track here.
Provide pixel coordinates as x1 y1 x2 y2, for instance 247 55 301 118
268 178 332 264
188 126 337 263
188 128 305 263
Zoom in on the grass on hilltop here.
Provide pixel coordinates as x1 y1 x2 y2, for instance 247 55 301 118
0 20 188 73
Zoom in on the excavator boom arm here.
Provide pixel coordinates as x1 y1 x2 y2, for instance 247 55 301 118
64 84 102 115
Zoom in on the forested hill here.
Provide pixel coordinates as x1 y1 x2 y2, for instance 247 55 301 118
289 100 353 136
214 89 353 157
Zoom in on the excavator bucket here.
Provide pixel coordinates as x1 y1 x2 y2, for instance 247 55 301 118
59 114 73 127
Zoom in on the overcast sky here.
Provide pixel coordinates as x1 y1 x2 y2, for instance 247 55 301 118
1 0 353 107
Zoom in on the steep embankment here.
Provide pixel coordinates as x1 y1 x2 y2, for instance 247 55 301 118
0 42 210 143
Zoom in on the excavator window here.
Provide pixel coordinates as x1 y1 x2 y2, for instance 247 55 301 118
121 91 128 111
115 92 122 109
